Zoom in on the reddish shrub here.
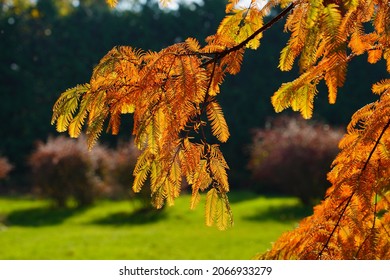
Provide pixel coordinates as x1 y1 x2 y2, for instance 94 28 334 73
0 157 13 180
103 140 140 198
29 135 111 207
248 116 344 205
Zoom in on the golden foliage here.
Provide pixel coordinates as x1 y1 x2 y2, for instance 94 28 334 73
51 0 295 230
206 100 230 143
273 0 389 117
217 8 264 50
53 0 390 251
205 188 233 231
259 83 390 259
52 36 237 229
52 84 90 135
105 0 118 8
257 0 390 259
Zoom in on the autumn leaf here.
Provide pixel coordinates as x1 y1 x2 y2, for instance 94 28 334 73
105 0 118 8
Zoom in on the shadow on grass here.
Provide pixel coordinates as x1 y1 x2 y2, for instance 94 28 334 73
244 203 313 223
92 207 166 226
228 191 262 204
5 206 87 227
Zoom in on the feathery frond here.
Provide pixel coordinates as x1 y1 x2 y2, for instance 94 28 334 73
372 79 390 95
205 188 233 230
51 84 90 134
105 0 117 8
206 101 230 142
260 82 390 259
53 0 390 240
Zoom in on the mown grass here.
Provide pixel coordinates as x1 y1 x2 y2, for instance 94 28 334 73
0 192 312 259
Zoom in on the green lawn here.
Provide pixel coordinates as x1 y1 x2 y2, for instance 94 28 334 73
0 192 311 259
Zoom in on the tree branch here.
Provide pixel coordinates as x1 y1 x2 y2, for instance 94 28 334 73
318 117 390 259
201 2 296 68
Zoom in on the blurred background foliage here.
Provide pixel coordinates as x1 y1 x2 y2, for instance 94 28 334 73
0 0 387 198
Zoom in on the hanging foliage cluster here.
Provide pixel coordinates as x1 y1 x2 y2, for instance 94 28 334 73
52 0 390 258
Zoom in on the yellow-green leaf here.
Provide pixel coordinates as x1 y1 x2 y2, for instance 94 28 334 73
132 162 151 193
205 188 219 227
121 103 135 114
271 82 294 113
207 101 230 142
210 157 229 192
190 190 201 210
217 9 263 49
298 84 315 119
68 110 87 138
105 0 118 8
307 0 322 28
372 79 390 95
67 94 91 138
51 84 89 133
191 159 212 192
279 44 295 71
132 150 152 193
205 188 233 230
216 192 233 231
323 4 342 36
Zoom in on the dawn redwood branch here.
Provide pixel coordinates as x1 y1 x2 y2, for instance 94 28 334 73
201 2 296 68
318 117 390 259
